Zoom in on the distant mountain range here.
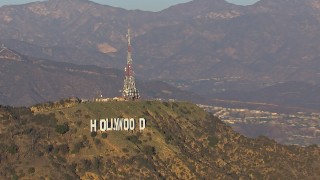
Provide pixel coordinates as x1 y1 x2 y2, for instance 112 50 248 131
0 0 319 82
0 0 320 110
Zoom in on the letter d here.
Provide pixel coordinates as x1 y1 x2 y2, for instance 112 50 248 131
139 118 146 131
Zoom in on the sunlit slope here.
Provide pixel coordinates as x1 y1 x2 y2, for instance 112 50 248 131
0 100 319 179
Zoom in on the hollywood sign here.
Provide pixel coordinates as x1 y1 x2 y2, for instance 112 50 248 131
90 118 146 132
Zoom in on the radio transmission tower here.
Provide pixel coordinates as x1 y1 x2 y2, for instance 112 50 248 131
122 26 140 100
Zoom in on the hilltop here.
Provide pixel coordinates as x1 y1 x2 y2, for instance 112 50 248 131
0 100 319 179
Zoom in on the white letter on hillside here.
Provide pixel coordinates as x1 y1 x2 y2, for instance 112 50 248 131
90 119 97 132
100 119 106 131
114 118 119 131
130 118 135 131
118 118 123 131
123 118 129 131
106 118 112 131
139 118 146 131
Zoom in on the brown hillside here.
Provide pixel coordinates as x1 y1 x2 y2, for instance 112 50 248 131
0 100 319 179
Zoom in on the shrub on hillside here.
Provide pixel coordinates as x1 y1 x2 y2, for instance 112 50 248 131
57 144 69 155
127 135 141 144
28 167 35 174
101 133 107 139
46 144 54 153
91 131 97 138
94 138 101 145
72 141 84 153
208 136 219 147
55 123 69 135
7 144 19 154
144 145 156 156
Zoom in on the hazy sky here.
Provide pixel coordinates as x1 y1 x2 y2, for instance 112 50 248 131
0 0 260 11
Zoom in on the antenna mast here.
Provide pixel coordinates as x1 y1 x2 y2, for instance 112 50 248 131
122 26 140 100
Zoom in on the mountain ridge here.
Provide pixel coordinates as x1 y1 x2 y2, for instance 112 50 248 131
1 0 320 83
1 0 320 110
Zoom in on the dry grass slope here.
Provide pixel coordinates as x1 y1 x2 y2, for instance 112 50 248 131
0 100 319 179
